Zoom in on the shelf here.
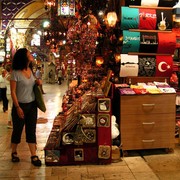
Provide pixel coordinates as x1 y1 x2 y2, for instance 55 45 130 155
129 5 172 10
173 61 180 66
140 43 158 45
124 76 170 84
128 52 173 56
129 29 172 33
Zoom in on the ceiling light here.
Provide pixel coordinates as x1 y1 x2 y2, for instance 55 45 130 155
43 20 50 28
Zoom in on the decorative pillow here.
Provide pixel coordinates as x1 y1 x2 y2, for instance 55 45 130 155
33 84 46 112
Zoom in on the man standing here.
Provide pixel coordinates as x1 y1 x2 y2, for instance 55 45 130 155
58 68 63 85
35 67 45 94
48 69 54 84
0 69 8 112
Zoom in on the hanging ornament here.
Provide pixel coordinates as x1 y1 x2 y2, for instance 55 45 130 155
107 12 117 27
96 56 104 67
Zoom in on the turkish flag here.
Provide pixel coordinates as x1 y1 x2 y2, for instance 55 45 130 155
155 55 173 77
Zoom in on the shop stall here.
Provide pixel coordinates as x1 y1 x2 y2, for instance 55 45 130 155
43 0 180 165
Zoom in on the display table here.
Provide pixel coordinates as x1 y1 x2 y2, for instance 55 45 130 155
44 95 112 166
120 93 176 151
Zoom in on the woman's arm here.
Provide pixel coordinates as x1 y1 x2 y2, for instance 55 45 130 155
10 80 19 108
10 80 24 119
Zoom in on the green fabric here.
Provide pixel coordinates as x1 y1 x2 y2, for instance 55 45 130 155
33 84 46 112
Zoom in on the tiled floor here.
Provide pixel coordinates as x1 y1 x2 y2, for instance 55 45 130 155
0 80 180 179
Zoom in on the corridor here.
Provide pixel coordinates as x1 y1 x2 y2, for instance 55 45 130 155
0 81 180 180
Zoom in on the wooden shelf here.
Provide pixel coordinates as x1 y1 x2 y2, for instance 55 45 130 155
173 61 180 66
129 29 172 33
128 52 173 56
129 5 172 10
124 76 170 84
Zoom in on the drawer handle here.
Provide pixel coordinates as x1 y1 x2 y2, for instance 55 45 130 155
142 104 155 107
142 122 155 125
142 140 155 143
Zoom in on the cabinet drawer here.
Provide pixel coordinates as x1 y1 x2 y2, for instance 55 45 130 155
120 114 175 150
120 114 175 133
121 133 175 150
121 94 176 115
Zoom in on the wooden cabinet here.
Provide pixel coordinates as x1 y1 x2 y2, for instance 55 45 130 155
120 94 176 151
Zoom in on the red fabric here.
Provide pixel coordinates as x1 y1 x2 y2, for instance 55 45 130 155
97 124 112 163
97 126 111 145
157 32 176 54
133 88 149 94
58 147 98 165
139 9 157 30
155 55 173 77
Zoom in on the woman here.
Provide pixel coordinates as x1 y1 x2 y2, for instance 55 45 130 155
10 48 41 166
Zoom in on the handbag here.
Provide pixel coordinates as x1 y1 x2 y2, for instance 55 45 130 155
33 84 46 112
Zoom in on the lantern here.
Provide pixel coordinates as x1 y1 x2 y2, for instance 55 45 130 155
58 0 75 16
114 53 121 63
96 56 104 67
173 0 180 27
44 0 56 10
82 78 88 83
107 12 117 27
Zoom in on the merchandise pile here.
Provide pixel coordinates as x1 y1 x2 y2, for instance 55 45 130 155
115 81 176 95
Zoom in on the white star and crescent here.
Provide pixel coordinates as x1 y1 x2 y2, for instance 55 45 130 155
158 61 171 72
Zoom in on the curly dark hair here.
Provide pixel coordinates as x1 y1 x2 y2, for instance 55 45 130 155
12 48 29 70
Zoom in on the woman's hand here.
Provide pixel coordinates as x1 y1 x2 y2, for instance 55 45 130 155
16 107 24 119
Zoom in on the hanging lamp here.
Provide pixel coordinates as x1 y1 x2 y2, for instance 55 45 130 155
107 11 117 27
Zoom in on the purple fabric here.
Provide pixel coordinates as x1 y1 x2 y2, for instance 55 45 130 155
119 88 136 95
